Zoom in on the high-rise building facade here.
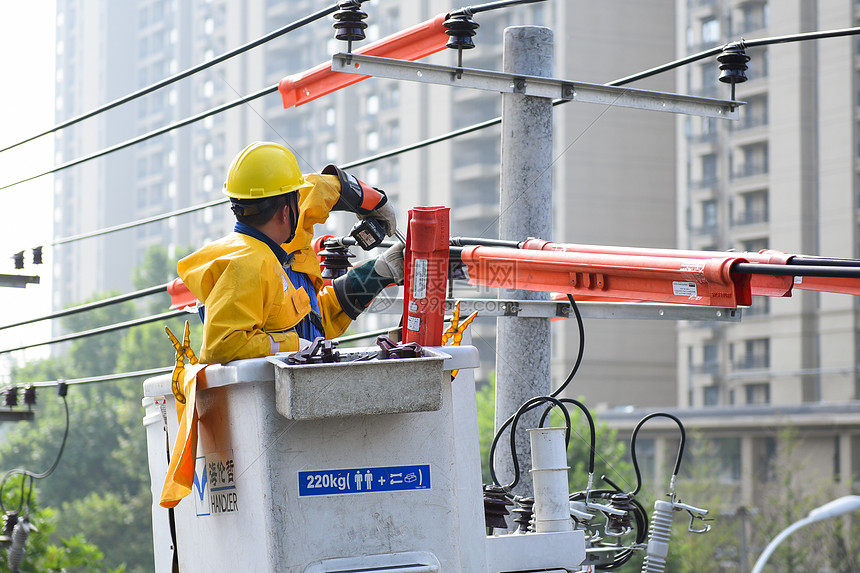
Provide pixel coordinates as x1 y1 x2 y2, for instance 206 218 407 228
598 0 860 517
53 0 680 404
678 0 859 410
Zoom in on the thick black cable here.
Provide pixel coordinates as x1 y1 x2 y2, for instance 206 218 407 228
0 4 343 154
788 256 860 267
0 85 278 191
733 262 860 278
461 0 548 15
0 283 170 332
489 395 571 491
0 310 186 355
608 26 860 88
539 397 596 473
553 294 585 398
629 412 686 496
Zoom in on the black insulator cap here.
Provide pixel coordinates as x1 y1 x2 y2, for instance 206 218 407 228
444 11 480 51
3 512 18 535
57 381 68 397
606 492 635 533
3 387 18 408
333 1 368 42
12 251 24 270
319 245 355 280
483 485 513 530
718 44 750 84
32 247 43 265
512 496 535 533
23 385 36 407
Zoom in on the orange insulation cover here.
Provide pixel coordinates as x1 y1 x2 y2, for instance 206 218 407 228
279 14 449 109
462 245 753 307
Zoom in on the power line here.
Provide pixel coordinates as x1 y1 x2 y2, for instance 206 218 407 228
0 84 278 191
0 283 170 332
0 3 343 154
0 310 187 355
7 23 860 278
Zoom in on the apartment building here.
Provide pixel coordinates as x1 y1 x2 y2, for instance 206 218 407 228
601 1 860 522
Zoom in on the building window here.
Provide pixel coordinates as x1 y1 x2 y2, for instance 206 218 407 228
702 17 721 45
703 386 719 406
736 95 768 130
735 189 768 225
733 143 768 178
736 2 769 35
735 338 770 370
745 382 770 404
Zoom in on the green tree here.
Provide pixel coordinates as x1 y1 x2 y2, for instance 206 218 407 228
0 245 194 573
0 474 119 573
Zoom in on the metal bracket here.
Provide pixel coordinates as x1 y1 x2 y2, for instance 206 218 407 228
386 298 741 321
331 53 743 119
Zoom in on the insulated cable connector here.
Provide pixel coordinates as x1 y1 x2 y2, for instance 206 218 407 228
333 0 368 53
717 41 750 101
444 9 480 67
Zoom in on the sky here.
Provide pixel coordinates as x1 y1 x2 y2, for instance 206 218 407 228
0 4 57 375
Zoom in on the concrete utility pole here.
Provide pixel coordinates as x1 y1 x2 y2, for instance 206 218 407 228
494 26 554 500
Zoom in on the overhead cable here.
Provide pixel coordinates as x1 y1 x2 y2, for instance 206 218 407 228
9 25 860 248
2 367 173 390
0 84 278 191
0 310 187 355
0 3 343 154
0 282 170 332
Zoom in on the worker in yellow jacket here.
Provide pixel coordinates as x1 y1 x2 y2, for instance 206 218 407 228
178 141 404 364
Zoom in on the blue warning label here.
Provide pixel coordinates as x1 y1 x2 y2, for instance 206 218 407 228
298 464 430 497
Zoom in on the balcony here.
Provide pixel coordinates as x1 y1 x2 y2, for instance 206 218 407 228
733 355 769 370
691 361 720 376
690 176 719 191
730 115 768 132
731 163 768 180
733 209 768 226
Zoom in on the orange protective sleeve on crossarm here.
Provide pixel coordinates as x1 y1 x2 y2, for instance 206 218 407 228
279 13 449 109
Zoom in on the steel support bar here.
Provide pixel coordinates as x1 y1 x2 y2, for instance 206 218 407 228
331 53 742 119
368 298 741 321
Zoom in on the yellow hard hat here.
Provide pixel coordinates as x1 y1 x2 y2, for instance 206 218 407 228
222 142 313 200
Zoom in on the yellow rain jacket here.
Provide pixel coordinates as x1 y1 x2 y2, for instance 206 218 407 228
178 173 352 364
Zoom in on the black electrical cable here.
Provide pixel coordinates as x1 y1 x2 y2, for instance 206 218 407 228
733 262 860 279
489 395 571 491
629 412 686 496
0 84 278 192
0 391 70 515
788 255 860 267
0 282 170 332
608 26 860 88
553 294 585 398
539 397 596 473
487 294 585 489
459 0 548 15
51 199 228 247
0 3 345 154
0 309 186 355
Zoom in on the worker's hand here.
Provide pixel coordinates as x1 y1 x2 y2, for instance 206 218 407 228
323 164 395 235
358 202 396 237
373 242 405 286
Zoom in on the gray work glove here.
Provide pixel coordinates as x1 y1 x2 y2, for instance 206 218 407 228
373 242 405 285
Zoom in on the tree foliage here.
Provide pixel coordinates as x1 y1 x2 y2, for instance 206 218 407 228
0 245 193 573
